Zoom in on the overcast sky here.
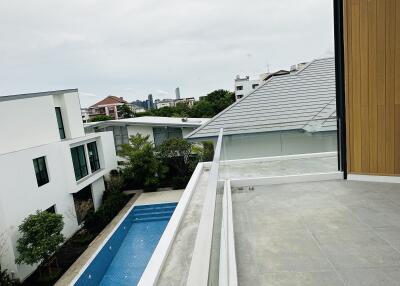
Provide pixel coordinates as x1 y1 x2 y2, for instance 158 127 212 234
0 0 334 107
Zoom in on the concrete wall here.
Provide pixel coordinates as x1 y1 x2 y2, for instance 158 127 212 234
0 91 85 155
0 95 60 154
182 127 196 138
127 125 154 142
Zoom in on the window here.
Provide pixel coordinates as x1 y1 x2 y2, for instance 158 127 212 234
55 107 66 139
87 142 101 172
153 127 183 146
33 156 49 187
71 145 88 181
252 84 259 89
237 95 243 99
98 126 129 151
236 85 243 91
45 205 56 214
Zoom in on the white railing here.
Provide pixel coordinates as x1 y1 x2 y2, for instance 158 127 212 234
186 128 224 286
219 180 238 286
137 163 204 286
186 129 238 286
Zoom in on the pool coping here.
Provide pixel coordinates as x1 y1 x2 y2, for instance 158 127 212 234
55 190 182 286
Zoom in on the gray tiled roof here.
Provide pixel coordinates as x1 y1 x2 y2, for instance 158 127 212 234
187 57 336 139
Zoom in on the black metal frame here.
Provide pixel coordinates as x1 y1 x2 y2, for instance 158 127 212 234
333 0 347 179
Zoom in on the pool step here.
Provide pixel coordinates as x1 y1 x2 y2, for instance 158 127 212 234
133 216 172 223
131 203 177 224
132 205 176 215
134 202 177 210
132 210 174 220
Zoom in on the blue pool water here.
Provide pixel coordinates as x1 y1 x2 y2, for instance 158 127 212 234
74 202 177 286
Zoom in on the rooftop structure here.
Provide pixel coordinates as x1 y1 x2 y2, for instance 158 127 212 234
85 116 210 150
190 57 335 140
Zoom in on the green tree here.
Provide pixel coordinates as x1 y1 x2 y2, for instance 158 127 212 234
118 104 134 118
156 138 199 189
90 115 113 122
16 211 64 271
202 89 235 114
189 100 215 118
119 134 167 190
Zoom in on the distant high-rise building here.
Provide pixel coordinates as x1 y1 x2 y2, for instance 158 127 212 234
147 94 154 109
175 87 181 100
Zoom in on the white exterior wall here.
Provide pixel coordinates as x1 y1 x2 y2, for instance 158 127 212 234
127 125 155 142
234 78 261 100
0 96 60 154
182 127 196 138
0 91 117 281
0 132 117 281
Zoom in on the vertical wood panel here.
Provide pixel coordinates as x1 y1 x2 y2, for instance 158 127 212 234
352 0 362 172
360 0 370 171
368 0 378 173
344 0 400 176
386 0 396 174
376 0 387 174
395 0 400 173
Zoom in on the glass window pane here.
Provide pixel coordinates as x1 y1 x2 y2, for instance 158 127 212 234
55 107 66 139
71 145 88 181
33 156 49 187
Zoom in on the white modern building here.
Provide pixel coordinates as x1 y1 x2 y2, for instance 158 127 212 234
84 116 210 151
155 99 175 109
0 89 117 281
234 75 264 100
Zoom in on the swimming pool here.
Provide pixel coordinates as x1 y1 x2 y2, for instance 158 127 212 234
73 202 177 286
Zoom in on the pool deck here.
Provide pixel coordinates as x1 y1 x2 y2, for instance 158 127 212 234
55 190 183 286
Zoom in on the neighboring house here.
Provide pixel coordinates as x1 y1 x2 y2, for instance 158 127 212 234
81 108 90 123
84 116 210 151
188 57 337 159
234 69 293 101
0 89 117 281
88 96 131 120
155 99 175 109
174 97 195 107
234 75 263 101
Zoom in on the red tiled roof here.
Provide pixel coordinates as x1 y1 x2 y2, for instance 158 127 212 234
90 96 127 108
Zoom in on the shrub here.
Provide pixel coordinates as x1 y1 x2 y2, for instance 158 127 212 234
0 266 17 285
105 175 124 194
15 211 64 268
201 141 214 162
119 134 167 190
84 193 129 234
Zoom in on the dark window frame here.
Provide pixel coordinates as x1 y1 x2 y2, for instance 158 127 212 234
55 107 66 139
33 156 49 187
45 205 56 214
71 145 89 181
236 85 243 91
87 141 101 172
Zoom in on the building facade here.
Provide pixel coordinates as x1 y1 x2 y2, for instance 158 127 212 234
88 96 131 120
234 75 263 100
0 89 117 281
85 116 210 151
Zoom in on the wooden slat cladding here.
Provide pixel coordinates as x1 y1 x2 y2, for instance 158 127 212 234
344 0 400 176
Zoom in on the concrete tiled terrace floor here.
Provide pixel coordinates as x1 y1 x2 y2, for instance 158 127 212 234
219 154 338 180
233 179 400 286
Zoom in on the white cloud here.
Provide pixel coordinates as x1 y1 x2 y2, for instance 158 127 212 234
0 0 334 107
